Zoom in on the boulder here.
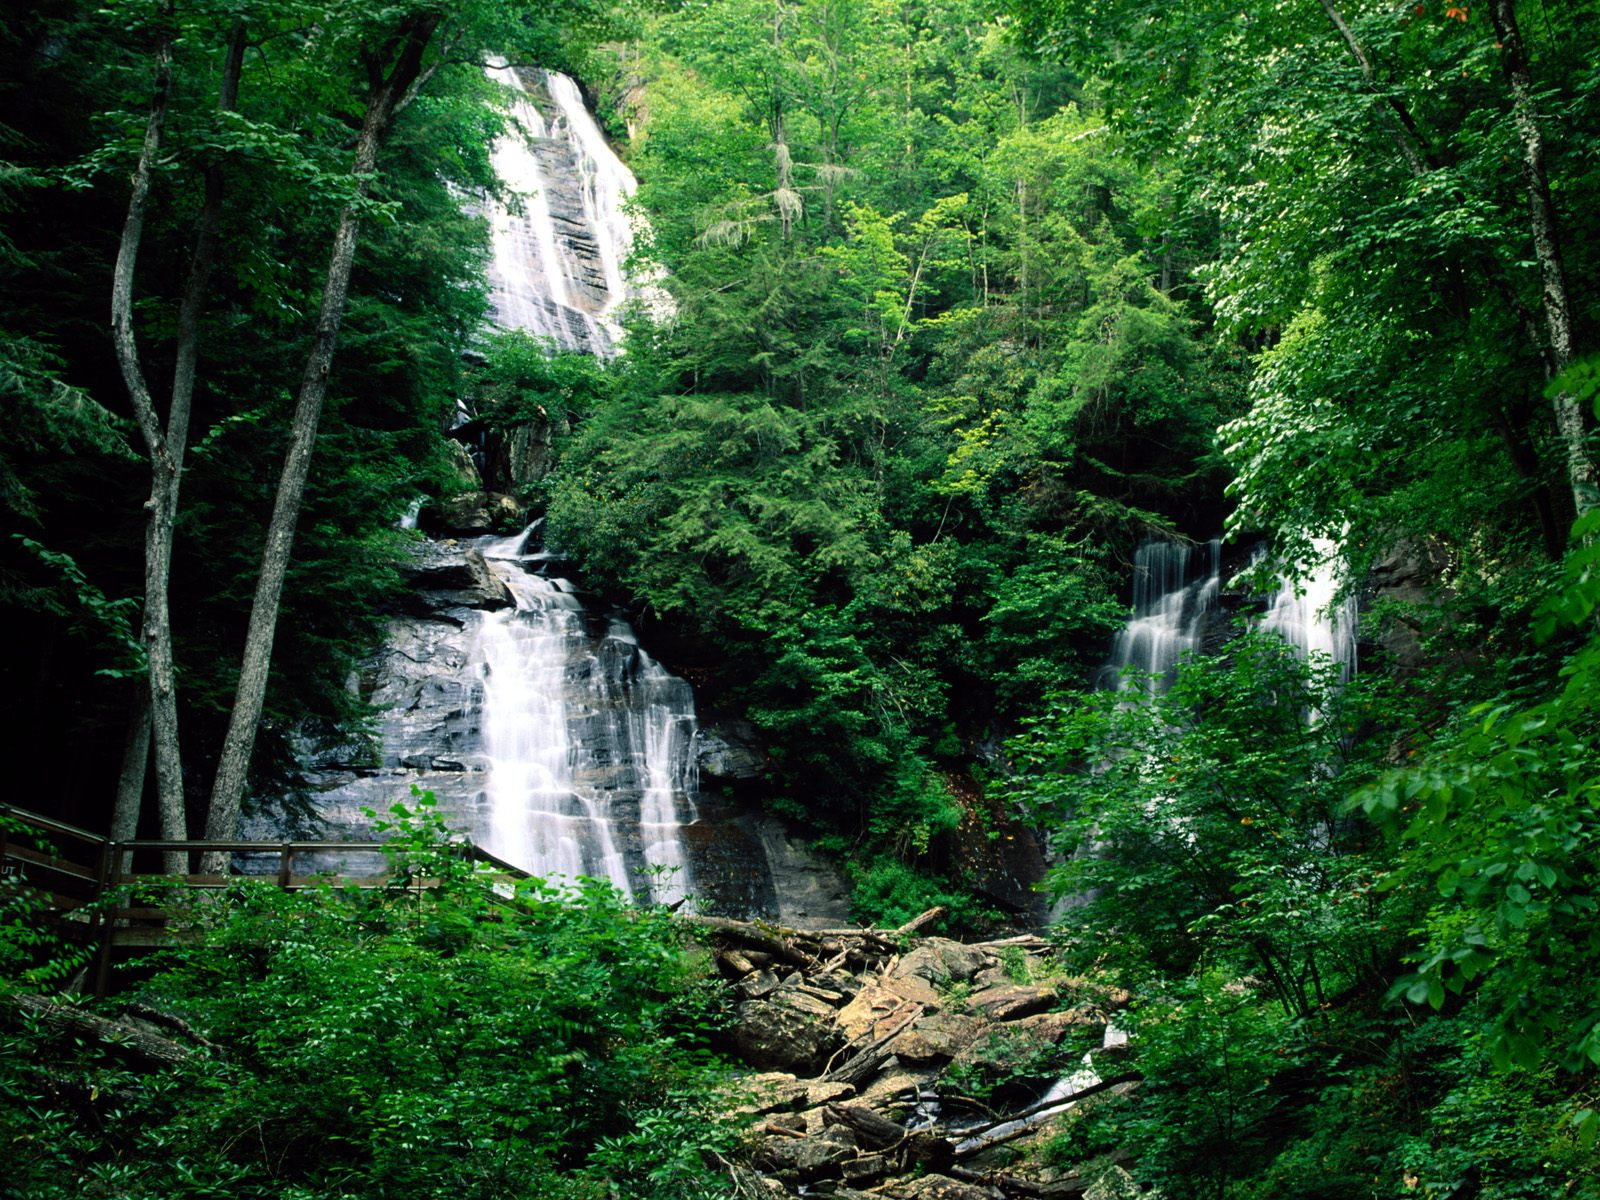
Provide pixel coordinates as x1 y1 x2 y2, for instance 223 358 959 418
426 491 523 537
698 720 768 780
754 1127 857 1180
890 1011 984 1062
432 491 494 535
737 970 783 1000
893 939 993 988
734 990 846 1075
442 439 483 492
1012 1009 1103 1045
737 1073 857 1115
836 980 935 1043
888 1172 1000 1200
858 1067 939 1105
401 544 514 611
1083 1165 1141 1200
841 1153 891 1185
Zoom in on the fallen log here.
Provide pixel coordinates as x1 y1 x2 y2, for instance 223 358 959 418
824 1003 923 1087
951 1072 1140 1159
894 906 947 937
684 915 818 969
6 993 195 1069
823 1102 908 1150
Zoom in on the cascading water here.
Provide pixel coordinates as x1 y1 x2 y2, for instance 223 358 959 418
1258 539 1357 679
1098 539 1222 694
1097 537 1356 693
463 65 698 899
481 60 667 356
474 527 699 903
278 68 707 905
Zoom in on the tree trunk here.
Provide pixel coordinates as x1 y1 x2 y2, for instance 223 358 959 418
1318 0 1431 175
1489 0 1596 519
111 686 151 872
109 37 189 873
203 14 441 861
112 24 248 872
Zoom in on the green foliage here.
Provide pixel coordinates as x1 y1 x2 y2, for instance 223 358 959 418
1352 510 1600 1079
0 796 736 1200
846 858 999 937
1010 633 1394 1012
545 0 1234 874
0 818 93 990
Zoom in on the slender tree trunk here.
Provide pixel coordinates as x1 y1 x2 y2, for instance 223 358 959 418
110 37 189 873
1489 0 1596 518
203 15 441 861
1318 0 1431 175
112 24 248 872
111 687 151 873
1320 0 1594 523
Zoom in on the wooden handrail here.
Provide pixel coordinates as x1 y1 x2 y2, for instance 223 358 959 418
2 801 537 997
0 803 110 848
116 840 400 854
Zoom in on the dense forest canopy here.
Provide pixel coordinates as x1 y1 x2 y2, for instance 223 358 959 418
3 0 1600 1195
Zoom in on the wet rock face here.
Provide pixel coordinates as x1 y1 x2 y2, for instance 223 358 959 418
423 492 524 538
698 719 768 781
400 544 514 612
269 534 852 921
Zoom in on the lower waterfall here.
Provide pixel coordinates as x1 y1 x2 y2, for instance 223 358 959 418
476 528 697 904
272 528 700 906
1099 537 1356 697
1098 539 1222 693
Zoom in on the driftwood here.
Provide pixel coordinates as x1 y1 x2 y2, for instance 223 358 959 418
894 906 946 937
6 993 195 1069
824 1002 923 1087
948 1164 1086 1199
951 1072 1141 1159
824 1102 908 1150
685 916 818 969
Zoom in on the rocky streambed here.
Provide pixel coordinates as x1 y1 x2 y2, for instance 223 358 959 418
697 913 1142 1200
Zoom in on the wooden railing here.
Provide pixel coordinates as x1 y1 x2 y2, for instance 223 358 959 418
0 803 529 996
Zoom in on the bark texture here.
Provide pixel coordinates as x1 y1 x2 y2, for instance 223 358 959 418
1489 0 1596 518
109 39 188 872
112 25 248 872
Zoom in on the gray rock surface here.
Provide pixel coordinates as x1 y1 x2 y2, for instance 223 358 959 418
698 719 768 780
734 989 846 1075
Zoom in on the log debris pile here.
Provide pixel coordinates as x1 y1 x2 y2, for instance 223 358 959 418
695 910 1143 1200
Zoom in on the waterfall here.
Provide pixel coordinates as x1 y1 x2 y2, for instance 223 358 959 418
279 68 704 904
475 528 699 903
1259 540 1357 679
1098 539 1221 694
482 60 666 356
465 66 696 898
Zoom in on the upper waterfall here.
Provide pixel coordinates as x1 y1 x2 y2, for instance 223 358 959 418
483 60 663 355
